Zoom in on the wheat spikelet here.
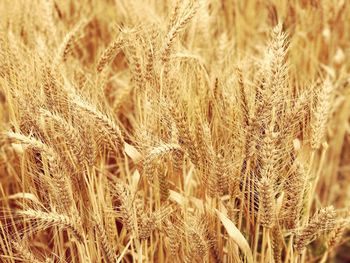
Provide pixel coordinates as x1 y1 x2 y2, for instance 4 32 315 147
207 167 218 198
11 93 43 137
254 24 288 138
172 145 184 169
154 205 173 225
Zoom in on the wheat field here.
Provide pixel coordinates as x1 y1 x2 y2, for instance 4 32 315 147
0 0 350 262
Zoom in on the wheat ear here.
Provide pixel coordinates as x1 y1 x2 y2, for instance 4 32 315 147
161 2 199 65
294 206 336 253
17 209 84 243
311 78 333 150
258 176 276 228
95 219 118 263
6 131 75 212
327 220 348 249
12 241 46 263
71 95 124 153
97 38 125 72
39 109 86 167
53 19 88 66
143 143 182 183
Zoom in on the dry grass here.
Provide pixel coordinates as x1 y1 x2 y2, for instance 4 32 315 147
1 0 350 262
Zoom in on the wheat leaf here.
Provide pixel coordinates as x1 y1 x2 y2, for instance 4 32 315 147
216 209 253 263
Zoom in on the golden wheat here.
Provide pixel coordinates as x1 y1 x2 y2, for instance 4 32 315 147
1 1 350 262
